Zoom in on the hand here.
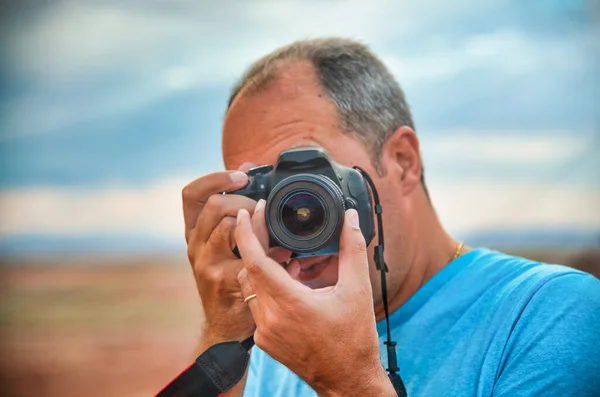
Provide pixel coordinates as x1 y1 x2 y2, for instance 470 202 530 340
235 204 395 396
183 164 290 350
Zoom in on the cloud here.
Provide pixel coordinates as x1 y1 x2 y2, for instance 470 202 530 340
1 176 598 243
421 131 596 166
382 28 592 91
429 184 600 236
6 0 398 82
1 0 597 197
0 0 516 138
0 178 188 238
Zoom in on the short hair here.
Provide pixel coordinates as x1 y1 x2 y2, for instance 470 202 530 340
227 37 427 195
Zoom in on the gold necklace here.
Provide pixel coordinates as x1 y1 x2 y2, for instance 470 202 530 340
450 241 464 263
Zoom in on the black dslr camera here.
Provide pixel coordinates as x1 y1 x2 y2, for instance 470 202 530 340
230 146 375 258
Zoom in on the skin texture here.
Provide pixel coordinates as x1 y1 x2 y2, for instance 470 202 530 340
182 61 464 396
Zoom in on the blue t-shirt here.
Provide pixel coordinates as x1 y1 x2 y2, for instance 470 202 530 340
243 247 600 396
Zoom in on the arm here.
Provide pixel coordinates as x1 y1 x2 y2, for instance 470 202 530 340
179 164 290 397
493 272 600 396
174 168 257 397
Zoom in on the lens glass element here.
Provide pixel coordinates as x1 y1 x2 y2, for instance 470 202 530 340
280 192 326 239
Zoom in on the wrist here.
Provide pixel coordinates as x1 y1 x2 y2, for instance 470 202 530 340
196 333 222 355
196 326 252 356
315 364 396 397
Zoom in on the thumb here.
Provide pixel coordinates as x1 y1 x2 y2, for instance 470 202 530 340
336 209 370 289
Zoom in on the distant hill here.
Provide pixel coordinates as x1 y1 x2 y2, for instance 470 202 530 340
461 227 600 250
1 227 598 259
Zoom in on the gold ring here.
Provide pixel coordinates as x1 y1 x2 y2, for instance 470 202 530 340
243 293 257 303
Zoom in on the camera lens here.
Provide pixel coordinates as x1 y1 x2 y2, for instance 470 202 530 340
281 192 326 239
266 173 345 254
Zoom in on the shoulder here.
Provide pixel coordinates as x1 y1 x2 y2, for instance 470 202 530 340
467 248 600 321
484 250 600 395
513 267 600 334
463 248 596 296
454 248 600 395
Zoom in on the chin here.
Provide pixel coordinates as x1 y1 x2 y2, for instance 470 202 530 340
294 255 339 289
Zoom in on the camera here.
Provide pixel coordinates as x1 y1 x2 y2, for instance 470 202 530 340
230 146 375 258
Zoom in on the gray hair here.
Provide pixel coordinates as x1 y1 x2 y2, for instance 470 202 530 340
227 37 426 191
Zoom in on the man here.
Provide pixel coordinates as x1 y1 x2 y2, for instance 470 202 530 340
182 38 600 396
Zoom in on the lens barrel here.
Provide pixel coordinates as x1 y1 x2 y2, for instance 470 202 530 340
266 174 345 253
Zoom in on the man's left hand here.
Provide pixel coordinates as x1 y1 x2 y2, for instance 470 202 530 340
235 201 396 397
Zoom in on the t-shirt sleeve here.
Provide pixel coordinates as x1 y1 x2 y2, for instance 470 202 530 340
493 272 600 397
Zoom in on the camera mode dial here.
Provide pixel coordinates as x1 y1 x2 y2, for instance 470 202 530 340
248 165 273 176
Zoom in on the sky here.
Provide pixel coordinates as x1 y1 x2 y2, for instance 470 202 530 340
0 0 599 256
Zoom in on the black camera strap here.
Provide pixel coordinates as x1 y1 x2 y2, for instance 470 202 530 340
353 166 408 397
156 336 255 397
158 168 407 397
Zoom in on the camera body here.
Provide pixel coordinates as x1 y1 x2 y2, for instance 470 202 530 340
230 146 375 258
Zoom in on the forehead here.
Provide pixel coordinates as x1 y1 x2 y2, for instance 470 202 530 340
221 62 368 170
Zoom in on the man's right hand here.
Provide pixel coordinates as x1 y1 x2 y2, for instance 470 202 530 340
182 164 290 352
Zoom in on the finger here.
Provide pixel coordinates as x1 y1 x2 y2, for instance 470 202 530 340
336 209 371 290
267 247 293 264
183 171 249 242
235 209 296 294
237 267 263 320
251 199 293 263
251 199 269 249
195 194 257 245
238 162 257 173
203 216 238 259
286 259 301 280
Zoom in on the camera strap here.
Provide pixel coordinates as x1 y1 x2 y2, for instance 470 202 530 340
353 166 408 397
155 336 255 397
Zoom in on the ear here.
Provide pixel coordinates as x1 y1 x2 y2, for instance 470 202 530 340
380 126 422 196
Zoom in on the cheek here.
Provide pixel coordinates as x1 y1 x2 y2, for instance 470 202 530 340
368 265 383 303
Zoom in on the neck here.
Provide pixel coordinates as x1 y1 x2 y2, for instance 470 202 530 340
373 195 460 323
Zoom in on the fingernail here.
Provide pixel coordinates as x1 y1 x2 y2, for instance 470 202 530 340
230 171 247 185
255 199 266 213
238 162 257 172
236 209 244 225
347 209 360 229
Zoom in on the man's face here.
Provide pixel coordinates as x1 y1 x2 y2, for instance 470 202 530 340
222 62 404 297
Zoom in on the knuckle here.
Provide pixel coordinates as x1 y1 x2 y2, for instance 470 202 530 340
352 238 368 255
187 243 196 263
181 184 195 203
203 265 226 284
237 268 248 285
253 330 266 350
186 231 201 262
211 217 235 241
245 258 264 278
259 312 276 337
187 246 215 278
204 194 222 211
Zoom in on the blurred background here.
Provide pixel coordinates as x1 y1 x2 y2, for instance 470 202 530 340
0 0 599 396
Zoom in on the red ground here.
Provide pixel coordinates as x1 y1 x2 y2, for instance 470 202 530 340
0 257 203 397
0 249 597 396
